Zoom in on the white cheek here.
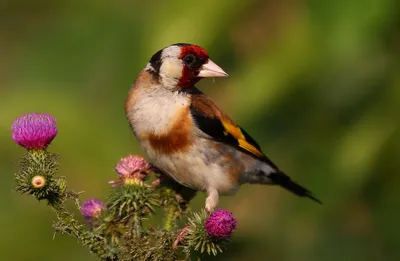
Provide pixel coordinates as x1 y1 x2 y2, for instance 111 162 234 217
160 58 182 79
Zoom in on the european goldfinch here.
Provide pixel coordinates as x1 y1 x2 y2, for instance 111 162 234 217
125 43 320 212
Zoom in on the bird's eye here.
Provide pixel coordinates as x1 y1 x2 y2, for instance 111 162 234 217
183 54 196 66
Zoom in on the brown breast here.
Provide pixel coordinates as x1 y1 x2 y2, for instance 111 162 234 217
147 106 193 154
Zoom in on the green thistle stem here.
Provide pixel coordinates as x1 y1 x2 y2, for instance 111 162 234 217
164 205 176 232
52 204 117 260
133 213 142 237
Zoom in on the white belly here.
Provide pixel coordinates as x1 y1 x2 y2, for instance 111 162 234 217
142 139 238 194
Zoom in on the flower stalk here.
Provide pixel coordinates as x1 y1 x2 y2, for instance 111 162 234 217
164 205 177 232
133 213 142 237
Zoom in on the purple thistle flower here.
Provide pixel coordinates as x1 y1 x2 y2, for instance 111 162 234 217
114 155 151 177
110 155 151 186
205 209 237 238
81 199 105 220
11 113 58 150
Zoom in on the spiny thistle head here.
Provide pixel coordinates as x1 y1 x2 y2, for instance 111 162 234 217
11 113 58 150
81 199 105 221
185 210 235 256
110 155 151 186
205 210 237 238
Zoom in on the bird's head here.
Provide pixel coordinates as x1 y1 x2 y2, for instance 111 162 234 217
145 43 228 90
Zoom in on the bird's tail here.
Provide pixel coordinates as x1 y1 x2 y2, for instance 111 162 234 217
269 172 322 204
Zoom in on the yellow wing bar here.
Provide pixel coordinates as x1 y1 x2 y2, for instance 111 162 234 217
221 121 264 158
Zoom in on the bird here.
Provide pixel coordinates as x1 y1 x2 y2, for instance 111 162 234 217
125 43 321 212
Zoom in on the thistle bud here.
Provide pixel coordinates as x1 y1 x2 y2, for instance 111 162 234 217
31 175 46 189
81 199 105 221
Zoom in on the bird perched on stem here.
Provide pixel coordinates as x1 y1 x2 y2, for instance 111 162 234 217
125 43 321 212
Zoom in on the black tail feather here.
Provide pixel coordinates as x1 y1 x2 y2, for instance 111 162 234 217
269 172 322 204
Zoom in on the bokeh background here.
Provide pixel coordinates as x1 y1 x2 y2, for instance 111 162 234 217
1 0 400 260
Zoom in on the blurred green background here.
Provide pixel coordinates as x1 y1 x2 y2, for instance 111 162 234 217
1 0 399 260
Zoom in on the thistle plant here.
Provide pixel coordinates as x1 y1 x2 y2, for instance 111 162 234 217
11 112 237 261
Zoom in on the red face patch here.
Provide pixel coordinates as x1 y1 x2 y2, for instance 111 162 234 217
179 45 209 61
177 45 209 88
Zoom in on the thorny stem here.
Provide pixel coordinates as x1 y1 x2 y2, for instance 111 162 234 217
52 205 79 236
52 201 117 260
164 205 177 232
133 213 142 237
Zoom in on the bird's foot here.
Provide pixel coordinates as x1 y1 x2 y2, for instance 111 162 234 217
151 172 168 187
205 188 219 213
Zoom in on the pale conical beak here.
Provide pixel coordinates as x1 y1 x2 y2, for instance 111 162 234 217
198 59 229 78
